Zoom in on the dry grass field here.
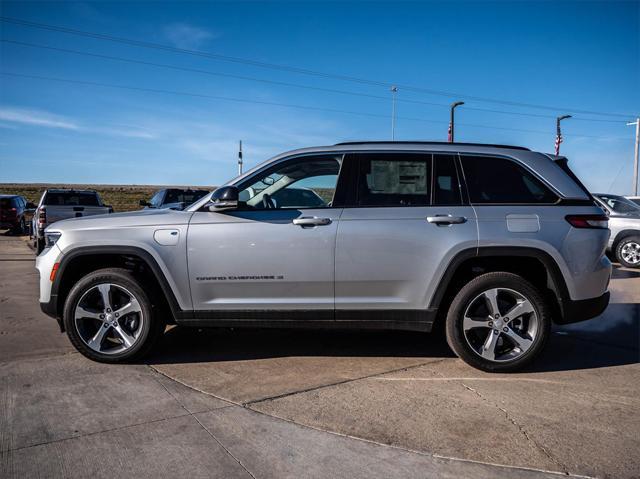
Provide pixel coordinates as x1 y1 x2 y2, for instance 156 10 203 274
0 184 215 212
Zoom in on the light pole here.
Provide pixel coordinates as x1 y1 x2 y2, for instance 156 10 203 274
555 115 571 155
390 86 398 140
449 101 464 143
238 140 243 176
628 118 639 196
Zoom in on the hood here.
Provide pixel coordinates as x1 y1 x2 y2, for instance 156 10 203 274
46 208 192 233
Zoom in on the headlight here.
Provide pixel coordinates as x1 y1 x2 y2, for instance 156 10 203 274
44 232 62 248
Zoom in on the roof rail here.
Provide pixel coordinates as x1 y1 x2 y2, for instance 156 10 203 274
334 141 530 151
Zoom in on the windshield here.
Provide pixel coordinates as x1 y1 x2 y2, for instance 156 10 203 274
164 190 209 205
596 194 640 214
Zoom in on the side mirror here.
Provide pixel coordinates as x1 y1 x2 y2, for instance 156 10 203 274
139 199 151 207
207 186 239 211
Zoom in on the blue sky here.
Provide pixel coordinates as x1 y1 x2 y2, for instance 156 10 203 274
0 1 638 193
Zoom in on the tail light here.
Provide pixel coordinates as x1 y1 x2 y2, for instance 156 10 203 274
38 207 47 226
565 214 608 229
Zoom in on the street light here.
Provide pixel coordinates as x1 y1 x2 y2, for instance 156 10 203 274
390 86 398 140
449 101 464 143
555 115 572 155
627 118 639 196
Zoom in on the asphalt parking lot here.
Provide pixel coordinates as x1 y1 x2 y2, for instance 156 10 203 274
1 231 638 479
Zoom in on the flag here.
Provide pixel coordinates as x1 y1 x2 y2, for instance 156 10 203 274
447 122 452 143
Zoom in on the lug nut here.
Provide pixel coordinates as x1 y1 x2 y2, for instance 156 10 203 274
99 314 105 319
494 330 499 335
503 327 508 332
504 317 509 321
494 314 500 319
115 313 119 317
106 308 111 313
488 321 493 327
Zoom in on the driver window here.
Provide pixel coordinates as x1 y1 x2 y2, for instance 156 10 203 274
238 155 342 210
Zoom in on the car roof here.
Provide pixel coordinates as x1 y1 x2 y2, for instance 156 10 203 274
46 189 97 194
0 194 20 198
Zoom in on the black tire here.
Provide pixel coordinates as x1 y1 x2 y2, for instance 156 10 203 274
35 236 44 254
445 272 551 373
615 235 640 269
63 268 165 363
19 218 26 235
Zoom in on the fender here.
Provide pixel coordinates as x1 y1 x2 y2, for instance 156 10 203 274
50 245 188 323
428 246 571 317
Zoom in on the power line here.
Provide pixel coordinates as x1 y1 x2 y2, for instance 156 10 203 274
0 15 636 119
0 39 628 125
0 70 625 140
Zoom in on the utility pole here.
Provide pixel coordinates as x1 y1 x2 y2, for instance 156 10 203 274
555 115 571 155
448 101 464 143
627 118 639 196
390 86 398 140
238 140 243 176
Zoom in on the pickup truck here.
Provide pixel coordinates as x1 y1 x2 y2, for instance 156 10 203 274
32 189 113 253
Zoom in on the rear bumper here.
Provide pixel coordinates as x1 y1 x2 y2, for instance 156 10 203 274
556 291 610 325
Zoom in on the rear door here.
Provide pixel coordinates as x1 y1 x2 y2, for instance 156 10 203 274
334 152 478 320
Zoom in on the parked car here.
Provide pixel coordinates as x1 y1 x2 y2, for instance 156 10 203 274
626 196 640 206
0 194 35 234
593 193 640 268
36 142 611 372
31 189 113 254
139 188 209 211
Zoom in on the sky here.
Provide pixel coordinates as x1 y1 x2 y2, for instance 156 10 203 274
0 0 638 193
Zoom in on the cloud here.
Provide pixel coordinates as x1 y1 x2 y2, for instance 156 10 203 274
0 105 157 139
0 107 80 130
163 23 218 50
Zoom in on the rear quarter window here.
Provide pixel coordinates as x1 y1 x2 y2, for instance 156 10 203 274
461 155 558 204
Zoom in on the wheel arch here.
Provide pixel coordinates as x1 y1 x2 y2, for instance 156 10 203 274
429 247 570 326
53 246 184 328
612 229 640 251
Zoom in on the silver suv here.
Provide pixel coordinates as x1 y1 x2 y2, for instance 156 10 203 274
593 193 640 268
36 142 611 372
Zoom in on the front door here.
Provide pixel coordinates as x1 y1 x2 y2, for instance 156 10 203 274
334 152 478 318
188 154 343 315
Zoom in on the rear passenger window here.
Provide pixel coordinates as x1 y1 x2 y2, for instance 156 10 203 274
433 155 462 205
461 156 558 204
355 153 430 207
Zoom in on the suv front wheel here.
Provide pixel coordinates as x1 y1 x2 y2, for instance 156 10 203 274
63 268 164 363
446 272 551 373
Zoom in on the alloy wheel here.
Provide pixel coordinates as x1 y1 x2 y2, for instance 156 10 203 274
74 283 144 355
462 287 539 362
621 242 640 265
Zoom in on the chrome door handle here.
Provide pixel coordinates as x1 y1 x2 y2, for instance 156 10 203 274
293 216 332 227
426 215 467 225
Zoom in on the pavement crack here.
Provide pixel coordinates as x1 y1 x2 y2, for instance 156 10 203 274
460 382 570 475
149 366 257 479
244 358 448 406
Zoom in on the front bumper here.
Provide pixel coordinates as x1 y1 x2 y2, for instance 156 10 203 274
556 291 610 325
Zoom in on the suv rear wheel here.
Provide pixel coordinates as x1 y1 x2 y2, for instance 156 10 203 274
615 235 640 268
63 268 164 363
446 272 551 373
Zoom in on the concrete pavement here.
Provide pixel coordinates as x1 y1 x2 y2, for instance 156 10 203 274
1 231 638 478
